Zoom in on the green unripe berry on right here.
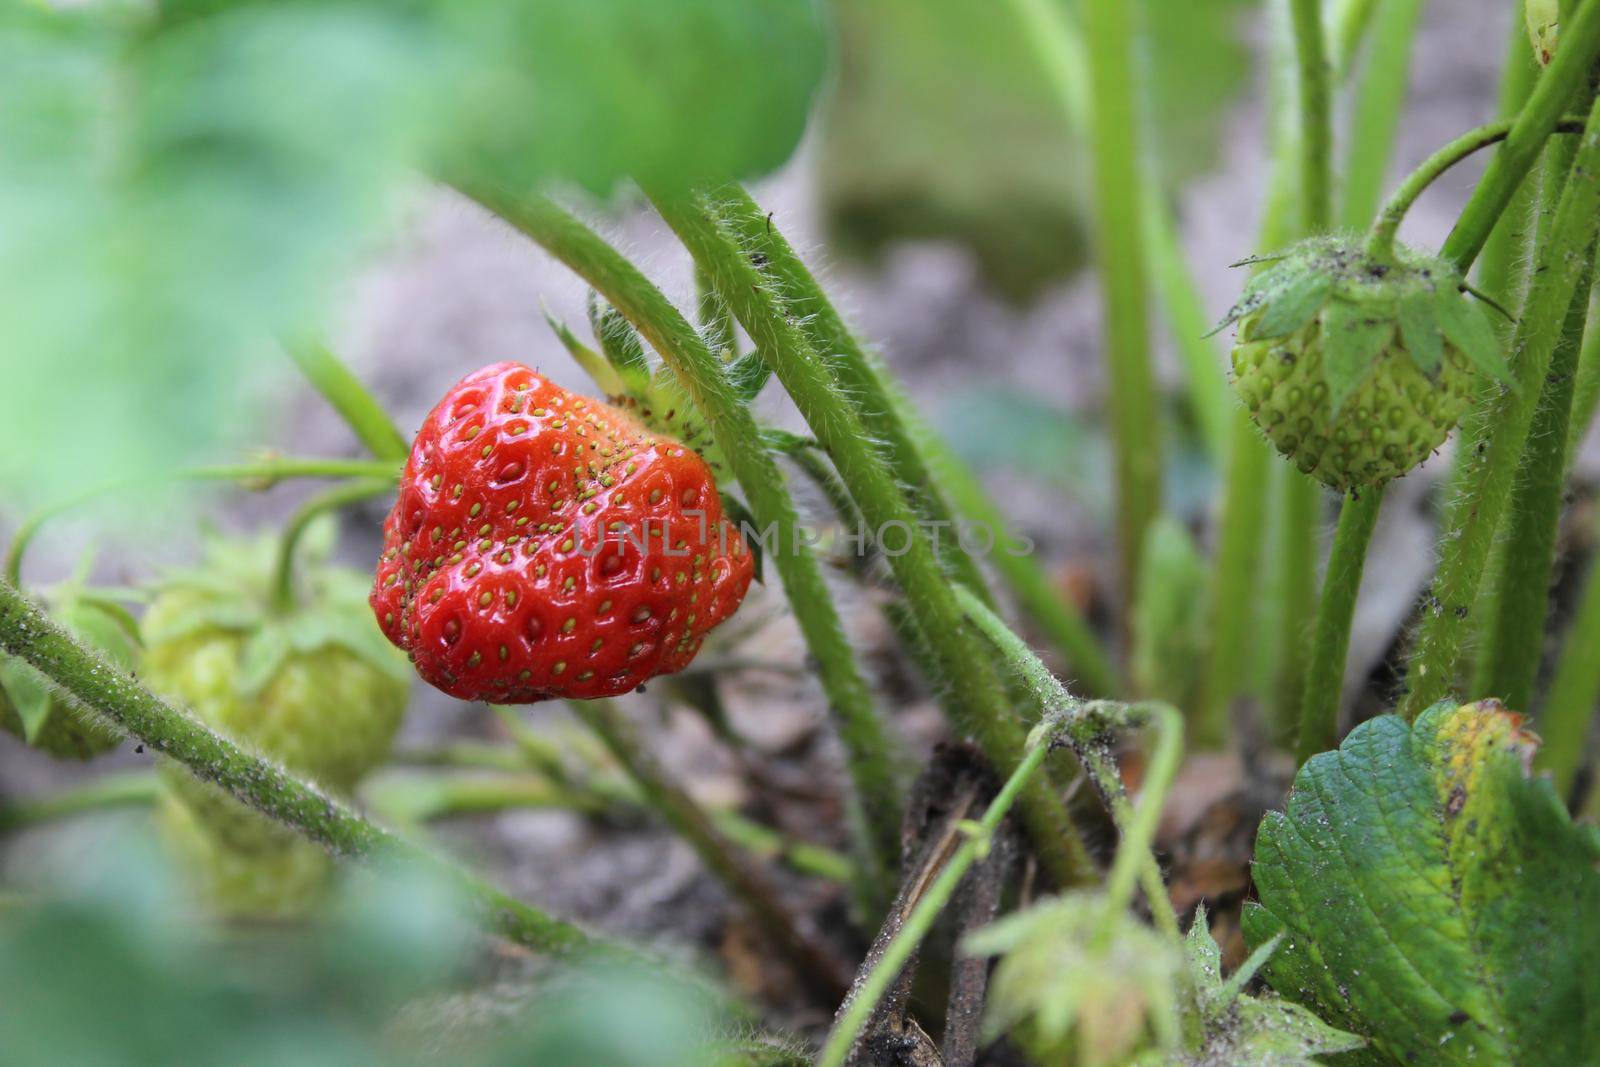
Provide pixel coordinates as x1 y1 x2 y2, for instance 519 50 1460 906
1217 237 1511 492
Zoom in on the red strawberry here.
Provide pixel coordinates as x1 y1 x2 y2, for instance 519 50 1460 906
372 362 753 703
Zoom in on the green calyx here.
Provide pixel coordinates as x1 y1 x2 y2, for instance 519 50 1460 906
545 291 771 481
1216 237 1512 490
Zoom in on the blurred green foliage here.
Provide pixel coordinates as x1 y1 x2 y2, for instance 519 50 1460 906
0 830 762 1067
818 0 1257 299
0 0 825 502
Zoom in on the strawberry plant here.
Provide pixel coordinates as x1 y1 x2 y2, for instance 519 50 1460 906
5 1 1600 1065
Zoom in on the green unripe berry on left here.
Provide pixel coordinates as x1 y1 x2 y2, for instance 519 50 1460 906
143 533 411 920
1217 237 1511 492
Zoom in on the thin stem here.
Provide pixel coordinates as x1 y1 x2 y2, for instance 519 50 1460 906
1472 0 1542 308
1332 0 1383 72
269 478 393 613
712 186 992 600
1366 120 1587 259
1402 94 1600 718
1440 0 1600 269
954 584 1179 936
1539 512 1600 797
1083 0 1162 609
649 188 1092 887
3 458 400 587
282 338 409 461
817 737 1054 1067
451 182 904 905
1338 0 1428 230
1274 472 1320 742
1296 489 1383 762
0 578 590 955
914 426 1118 696
564 699 852 998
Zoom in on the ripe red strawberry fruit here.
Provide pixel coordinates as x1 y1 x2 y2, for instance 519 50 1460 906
372 362 754 703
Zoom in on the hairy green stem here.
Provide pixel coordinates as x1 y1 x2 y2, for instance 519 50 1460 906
269 478 393 614
3 458 400 587
1083 0 1162 609
564 699 851 997
1476 0 1543 307
1439 0 1600 268
650 188 1091 887
1402 93 1600 718
1338 0 1428 229
1296 489 1383 761
0 578 589 954
1289 0 1334 231
1539 513 1600 797
711 186 991 600
1478 245 1595 709
283 339 409 461
452 183 904 904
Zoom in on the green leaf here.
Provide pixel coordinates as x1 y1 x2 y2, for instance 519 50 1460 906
1436 288 1516 387
1244 701 1600 1065
587 293 655 394
0 659 54 744
1167 908 1363 1066
237 623 294 699
1398 289 1443 376
726 351 774 405
1319 298 1395 412
545 310 628 397
1131 518 1207 710
1253 268 1333 339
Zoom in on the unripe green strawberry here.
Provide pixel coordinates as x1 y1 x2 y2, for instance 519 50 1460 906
0 581 133 760
145 532 410 919
1217 237 1510 491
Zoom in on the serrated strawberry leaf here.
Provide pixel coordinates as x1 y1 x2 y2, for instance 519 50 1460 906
1398 289 1444 376
1436 288 1515 387
1254 270 1334 340
1320 299 1395 412
586 293 655 395
1244 701 1600 1065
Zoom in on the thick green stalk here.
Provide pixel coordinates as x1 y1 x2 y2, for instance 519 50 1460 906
0 578 589 955
1198 417 1274 746
1477 0 1543 307
1439 0 1600 267
1083 0 1162 608
1539 514 1600 795
283 339 409 461
1272 0 1336 739
1338 0 1428 229
1567 303 1600 462
269 478 393 613
1296 490 1383 761
3 457 400 587
565 699 850 997
649 190 1092 888
448 183 903 901
711 186 990 599
1477 247 1595 709
1142 188 1233 465
1402 93 1600 718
